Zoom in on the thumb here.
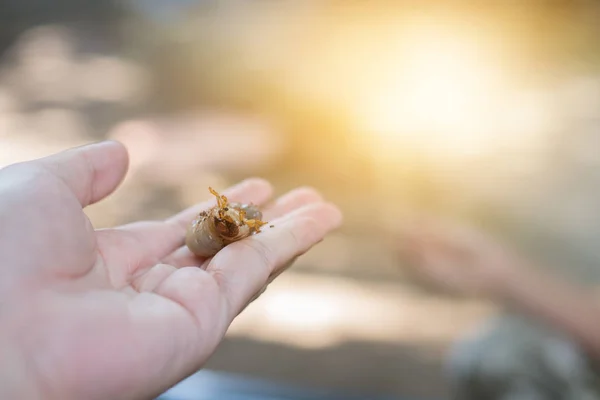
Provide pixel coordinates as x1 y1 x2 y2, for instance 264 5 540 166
36 140 129 207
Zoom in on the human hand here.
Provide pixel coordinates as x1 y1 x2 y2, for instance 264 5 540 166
395 218 521 298
0 141 342 400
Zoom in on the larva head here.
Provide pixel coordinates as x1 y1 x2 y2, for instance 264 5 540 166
205 187 266 242
213 213 243 239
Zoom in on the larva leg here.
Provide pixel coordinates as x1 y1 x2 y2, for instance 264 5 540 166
245 219 267 233
209 187 228 209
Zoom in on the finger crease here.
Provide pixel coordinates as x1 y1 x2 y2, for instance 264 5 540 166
241 240 273 280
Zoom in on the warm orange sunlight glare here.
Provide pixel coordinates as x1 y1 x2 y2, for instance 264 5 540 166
355 19 513 159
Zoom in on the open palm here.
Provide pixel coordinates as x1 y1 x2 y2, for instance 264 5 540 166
0 141 342 400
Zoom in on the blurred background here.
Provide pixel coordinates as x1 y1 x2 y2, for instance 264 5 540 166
3 1 600 398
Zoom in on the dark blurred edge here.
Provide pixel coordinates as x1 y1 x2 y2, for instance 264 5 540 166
0 0 125 57
156 369 433 400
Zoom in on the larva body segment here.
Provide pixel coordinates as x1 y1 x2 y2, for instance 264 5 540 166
185 187 267 257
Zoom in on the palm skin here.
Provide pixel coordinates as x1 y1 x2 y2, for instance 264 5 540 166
0 141 342 400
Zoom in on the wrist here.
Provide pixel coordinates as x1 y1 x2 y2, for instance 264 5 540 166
488 257 548 308
481 254 524 301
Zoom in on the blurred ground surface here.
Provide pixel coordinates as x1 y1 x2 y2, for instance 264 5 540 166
2 11 600 399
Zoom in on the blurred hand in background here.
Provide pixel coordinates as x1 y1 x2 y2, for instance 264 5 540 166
396 218 600 362
395 218 519 298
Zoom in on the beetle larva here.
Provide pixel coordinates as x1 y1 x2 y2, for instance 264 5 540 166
185 187 268 257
